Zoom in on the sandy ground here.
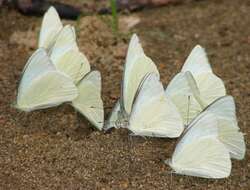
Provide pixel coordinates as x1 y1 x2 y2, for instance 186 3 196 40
0 0 249 189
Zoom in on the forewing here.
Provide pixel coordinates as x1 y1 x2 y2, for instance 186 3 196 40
17 48 77 111
129 73 183 137
125 34 145 65
18 48 54 99
54 50 90 83
181 45 212 75
17 71 78 112
50 25 78 63
205 96 237 126
169 137 231 179
195 73 226 106
122 34 160 114
181 45 226 106
165 71 204 125
122 56 159 114
177 112 219 153
168 112 232 178
38 6 63 49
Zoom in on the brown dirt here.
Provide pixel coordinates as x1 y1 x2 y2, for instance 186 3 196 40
0 0 250 189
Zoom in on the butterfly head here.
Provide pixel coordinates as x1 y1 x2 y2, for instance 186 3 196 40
115 110 129 128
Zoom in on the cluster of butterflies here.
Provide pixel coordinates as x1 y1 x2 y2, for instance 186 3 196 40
15 7 245 179
15 7 104 130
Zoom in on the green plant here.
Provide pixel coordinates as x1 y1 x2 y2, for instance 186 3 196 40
110 0 118 32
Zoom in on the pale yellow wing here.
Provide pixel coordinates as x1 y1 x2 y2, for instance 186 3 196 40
72 71 104 130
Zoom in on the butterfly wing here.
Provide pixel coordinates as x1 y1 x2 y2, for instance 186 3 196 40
122 34 160 114
18 48 54 86
181 45 226 106
181 45 212 75
168 113 231 178
218 122 245 160
168 137 231 178
165 71 204 125
195 73 226 105
178 113 219 148
125 33 144 65
205 96 246 159
72 71 104 130
50 25 78 63
16 49 78 111
205 96 237 126
129 73 183 137
38 6 63 49
53 50 90 83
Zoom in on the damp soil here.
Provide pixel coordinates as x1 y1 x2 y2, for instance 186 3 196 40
0 0 250 189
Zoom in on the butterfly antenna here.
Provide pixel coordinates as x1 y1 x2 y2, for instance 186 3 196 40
15 111 24 127
128 131 135 178
104 106 113 109
75 110 82 129
170 170 173 189
164 168 174 189
186 95 191 126
90 106 102 109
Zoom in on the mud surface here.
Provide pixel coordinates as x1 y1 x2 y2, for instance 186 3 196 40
0 0 249 189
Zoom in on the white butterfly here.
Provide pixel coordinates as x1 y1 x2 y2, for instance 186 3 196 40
166 112 231 178
105 34 160 130
37 7 104 130
127 73 183 137
46 27 101 127
16 48 78 112
105 36 183 137
39 7 88 84
122 34 160 114
199 96 245 160
165 45 226 125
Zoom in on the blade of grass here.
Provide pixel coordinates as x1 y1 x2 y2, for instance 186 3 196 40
110 0 118 32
